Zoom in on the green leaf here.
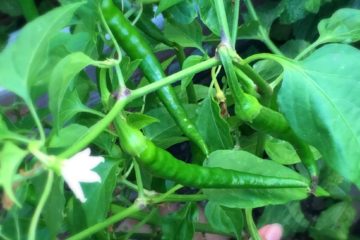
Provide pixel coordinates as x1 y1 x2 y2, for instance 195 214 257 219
279 0 329 24
258 201 309 238
195 96 233 153
143 105 198 148
66 159 119 234
0 2 83 105
310 201 355 240
205 201 243 239
121 57 142 82
278 44 360 187
164 0 197 24
180 55 203 93
203 150 309 208
253 60 282 82
33 175 65 238
319 164 351 199
256 1 284 31
197 0 233 36
162 202 198 240
49 52 99 130
0 1 22 16
49 124 89 148
0 142 27 206
157 0 184 13
127 112 159 129
281 39 311 58
318 8 360 44
81 159 119 226
57 88 101 129
264 137 301 165
236 21 262 40
164 21 204 52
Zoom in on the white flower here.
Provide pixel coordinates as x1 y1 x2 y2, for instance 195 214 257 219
60 148 104 203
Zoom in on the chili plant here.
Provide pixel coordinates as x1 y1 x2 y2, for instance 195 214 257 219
0 0 360 239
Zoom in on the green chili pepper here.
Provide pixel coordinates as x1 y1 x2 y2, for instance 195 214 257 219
115 114 308 189
218 45 318 184
101 0 208 155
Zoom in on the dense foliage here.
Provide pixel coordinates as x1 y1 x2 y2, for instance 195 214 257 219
1 0 360 239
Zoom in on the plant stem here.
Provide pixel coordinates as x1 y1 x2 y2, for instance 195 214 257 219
134 160 145 198
231 0 240 48
98 5 122 63
28 102 45 145
18 0 39 22
59 99 127 158
123 208 157 240
151 193 207 203
28 171 54 240
213 0 232 44
67 203 141 240
243 53 289 66
150 184 183 204
111 205 234 236
295 38 323 60
130 57 220 101
243 0 283 56
245 208 261 240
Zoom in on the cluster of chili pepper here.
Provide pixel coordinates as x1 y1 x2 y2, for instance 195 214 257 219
101 0 208 155
101 0 313 190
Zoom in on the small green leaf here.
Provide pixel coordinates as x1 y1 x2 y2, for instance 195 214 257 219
236 21 262 40
162 202 198 240
281 39 311 58
164 20 204 52
49 124 89 148
278 44 360 188
157 0 184 13
49 52 99 130
33 175 65 238
0 1 22 16
203 150 309 208
143 105 198 148
264 137 301 165
310 201 355 240
197 0 233 36
196 97 233 153
258 201 309 238
0 142 27 206
180 55 203 93
126 112 159 129
164 0 197 24
81 159 119 226
205 201 243 239
318 8 360 44
279 0 329 24
0 2 83 105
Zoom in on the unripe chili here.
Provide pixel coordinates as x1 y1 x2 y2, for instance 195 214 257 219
101 0 208 155
115 115 309 189
218 45 318 182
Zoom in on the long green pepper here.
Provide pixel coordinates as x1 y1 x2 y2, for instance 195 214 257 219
101 0 208 155
218 46 318 182
115 115 308 189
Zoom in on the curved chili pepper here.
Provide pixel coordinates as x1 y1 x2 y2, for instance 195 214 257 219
115 115 309 189
101 0 208 155
218 45 318 186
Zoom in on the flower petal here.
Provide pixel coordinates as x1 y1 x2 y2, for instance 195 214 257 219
71 148 91 161
64 175 87 203
75 170 102 183
83 156 105 170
